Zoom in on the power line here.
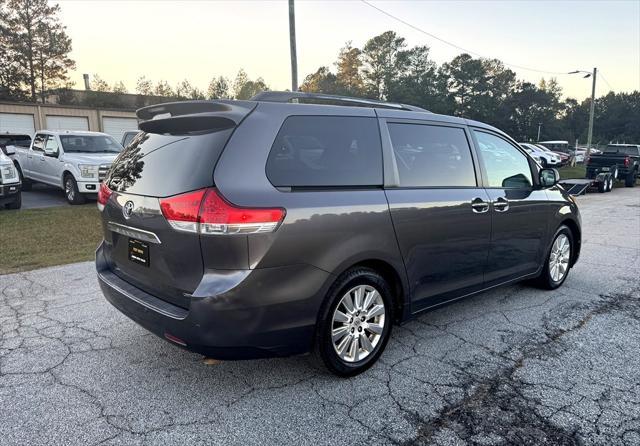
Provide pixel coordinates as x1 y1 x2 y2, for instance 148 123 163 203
598 71 615 93
359 0 569 76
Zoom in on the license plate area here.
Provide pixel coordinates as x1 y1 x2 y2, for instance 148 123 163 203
128 238 149 267
600 167 610 172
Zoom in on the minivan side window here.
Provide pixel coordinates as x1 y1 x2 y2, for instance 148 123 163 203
387 123 476 187
32 134 46 152
474 130 532 189
266 116 382 187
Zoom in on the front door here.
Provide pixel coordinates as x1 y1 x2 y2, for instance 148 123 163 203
471 130 550 286
42 135 62 185
384 121 491 311
27 133 47 182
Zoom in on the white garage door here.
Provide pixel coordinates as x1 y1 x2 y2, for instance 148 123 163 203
0 113 36 135
46 115 89 131
102 117 138 143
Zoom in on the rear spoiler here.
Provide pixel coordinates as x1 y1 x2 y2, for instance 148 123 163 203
136 100 257 134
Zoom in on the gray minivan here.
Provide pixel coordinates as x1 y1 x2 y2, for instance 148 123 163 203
96 92 581 376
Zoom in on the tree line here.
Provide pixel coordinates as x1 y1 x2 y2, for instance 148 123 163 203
1 0 638 145
299 31 639 145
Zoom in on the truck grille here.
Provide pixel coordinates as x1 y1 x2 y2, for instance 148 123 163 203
98 164 111 182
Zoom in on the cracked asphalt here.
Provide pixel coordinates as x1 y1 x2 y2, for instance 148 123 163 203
1 188 639 446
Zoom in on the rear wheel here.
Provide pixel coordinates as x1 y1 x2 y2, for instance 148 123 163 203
534 226 573 290
64 175 85 205
314 267 393 377
625 170 637 187
598 178 607 193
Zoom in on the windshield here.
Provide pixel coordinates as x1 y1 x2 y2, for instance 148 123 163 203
604 145 639 156
59 135 123 153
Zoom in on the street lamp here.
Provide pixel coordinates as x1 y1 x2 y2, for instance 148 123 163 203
569 68 597 162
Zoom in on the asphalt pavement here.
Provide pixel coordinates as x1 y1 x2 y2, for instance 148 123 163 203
20 183 69 209
1 187 639 445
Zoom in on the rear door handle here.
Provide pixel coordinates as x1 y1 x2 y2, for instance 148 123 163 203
471 197 490 213
493 197 509 212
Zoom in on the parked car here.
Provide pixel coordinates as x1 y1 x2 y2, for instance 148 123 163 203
520 145 543 165
586 144 639 187
12 130 123 204
520 143 562 167
121 130 140 148
0 150 21 209
0 133 32 156
533 144 570 166
96 92 582 376
539 140 570 153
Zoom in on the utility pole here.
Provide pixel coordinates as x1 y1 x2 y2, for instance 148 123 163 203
537 122 542 142
586 67 597 162
288 0 298 91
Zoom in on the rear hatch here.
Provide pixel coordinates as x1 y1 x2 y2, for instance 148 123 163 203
99 101 256 309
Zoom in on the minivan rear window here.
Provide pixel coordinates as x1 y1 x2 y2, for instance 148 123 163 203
106 130 233 197
266 116 383 188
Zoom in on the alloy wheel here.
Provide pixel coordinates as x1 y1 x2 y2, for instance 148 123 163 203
331 285 386 363
549 234 570 282
65 179 75 201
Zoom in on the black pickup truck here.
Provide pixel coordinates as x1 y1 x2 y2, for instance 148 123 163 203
586 144 640 187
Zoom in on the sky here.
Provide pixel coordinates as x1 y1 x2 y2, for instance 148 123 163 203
57 0 640 100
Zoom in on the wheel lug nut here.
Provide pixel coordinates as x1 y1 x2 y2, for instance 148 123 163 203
358 327 362 332
351 328 354 333
361 316 365 322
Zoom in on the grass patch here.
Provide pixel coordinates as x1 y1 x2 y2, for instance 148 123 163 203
558 165 586 180
0 205 102 275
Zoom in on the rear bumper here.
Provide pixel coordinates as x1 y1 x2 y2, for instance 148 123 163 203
96 241 331 359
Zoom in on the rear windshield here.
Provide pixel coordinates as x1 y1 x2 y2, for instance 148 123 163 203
106 130 233 197
0 135 31 148
60 135 122 153
604 145 640 156
266 116 382 188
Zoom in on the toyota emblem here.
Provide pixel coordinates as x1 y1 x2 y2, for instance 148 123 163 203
123 201 134 219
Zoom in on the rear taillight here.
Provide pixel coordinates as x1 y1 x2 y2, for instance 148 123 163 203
97 182 112 211
160 188 285 235
624 156 631 167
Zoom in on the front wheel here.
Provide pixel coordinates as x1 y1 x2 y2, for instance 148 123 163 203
534 226 573 290
64 175 86 205
16 165 32 191
314 268 394 377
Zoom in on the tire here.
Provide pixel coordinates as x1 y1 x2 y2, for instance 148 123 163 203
313 267 394 377
625 170 637 187
16 164 32 191
534 225 573 290
5 192 21 210
598 179 606 193
611 167 618 181
64 175 86 205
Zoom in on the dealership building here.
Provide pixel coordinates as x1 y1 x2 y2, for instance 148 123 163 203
0 89 170 143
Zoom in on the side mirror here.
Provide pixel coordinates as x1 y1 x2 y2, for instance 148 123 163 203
44 147 59 157
5 146 15 156
539 168 559 188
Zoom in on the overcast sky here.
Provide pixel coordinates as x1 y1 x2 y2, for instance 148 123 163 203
57 0 640 99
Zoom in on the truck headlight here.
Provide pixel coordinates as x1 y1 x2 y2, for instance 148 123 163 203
1 164 16 181
79 164 99 179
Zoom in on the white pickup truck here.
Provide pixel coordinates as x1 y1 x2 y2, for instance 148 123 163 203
12 130 123 204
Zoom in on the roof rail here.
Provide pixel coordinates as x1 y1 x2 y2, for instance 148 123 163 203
250 91 428 112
